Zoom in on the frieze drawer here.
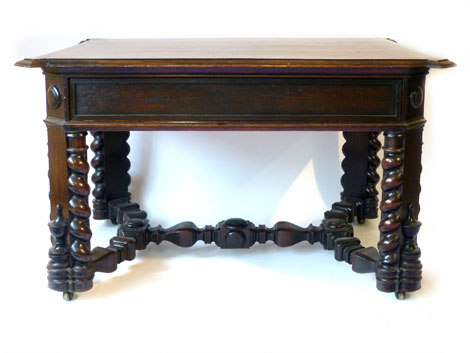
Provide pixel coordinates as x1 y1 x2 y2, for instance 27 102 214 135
70 78 400 122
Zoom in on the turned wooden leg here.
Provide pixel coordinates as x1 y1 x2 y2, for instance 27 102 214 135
364 132 381 219
330 132 381 223
67 131 94 293
90 132 107 219
46 127 94 299
46 125 71 295
400 127 424 294
319 131 381 273
91 131 132 220
376 128 423 298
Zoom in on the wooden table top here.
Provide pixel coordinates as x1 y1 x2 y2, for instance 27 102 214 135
16 38 454 70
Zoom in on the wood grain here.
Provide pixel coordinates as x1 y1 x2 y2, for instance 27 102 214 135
70 78 399 120
17 38 453 299
16 38 455 71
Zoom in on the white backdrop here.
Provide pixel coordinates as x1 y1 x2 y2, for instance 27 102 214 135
1 1 469 352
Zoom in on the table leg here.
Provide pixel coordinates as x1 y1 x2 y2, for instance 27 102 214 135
44 128 422 300
47 128 94 300
90 131 132 220
330 132 381 223
377 128 423 298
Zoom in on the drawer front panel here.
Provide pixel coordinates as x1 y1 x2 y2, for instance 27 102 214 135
70 78 400 121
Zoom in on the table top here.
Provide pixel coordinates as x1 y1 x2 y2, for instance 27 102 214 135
16 38 454 71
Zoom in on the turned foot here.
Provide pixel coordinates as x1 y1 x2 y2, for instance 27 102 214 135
63 292 75 301
395 292 407 300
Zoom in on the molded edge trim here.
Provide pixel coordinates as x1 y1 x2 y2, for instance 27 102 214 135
16 58 456 71
14 58 40 68
429 59 456 68
43 116 426 132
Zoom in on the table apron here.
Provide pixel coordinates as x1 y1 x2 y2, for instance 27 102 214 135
68 77 402 124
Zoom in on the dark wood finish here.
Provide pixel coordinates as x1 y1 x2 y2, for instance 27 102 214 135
376 128 423 296
377 131 405 292
90 131 131 219
405 74 426 122
92 236 136 274
45 115 426 132
17 38 454 299
46 125 69 220
45 74 68 120
398 127 424 293
16 38 454 71
90 132 106 219
70 78 399 121
339 131 381 222
102 132 131 202
401 205 422 292
341 132 370 203
47 205 70 292
365 132 381 218
66 131 94 292
93 198 377 274
401 127 424 217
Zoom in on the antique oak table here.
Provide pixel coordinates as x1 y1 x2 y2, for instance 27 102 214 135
16 38 454 300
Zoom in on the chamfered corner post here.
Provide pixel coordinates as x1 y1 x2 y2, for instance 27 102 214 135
376 127 423 299
46 126 94 300
46 124 71 298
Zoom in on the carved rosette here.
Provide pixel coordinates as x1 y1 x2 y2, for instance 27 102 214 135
91 132 107 219
377 132 404 293
66 132 94 291
364 132 381 218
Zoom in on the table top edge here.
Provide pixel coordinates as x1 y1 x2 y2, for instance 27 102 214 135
15 58 456 70
15 38 456 70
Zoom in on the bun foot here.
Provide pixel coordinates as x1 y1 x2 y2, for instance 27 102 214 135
357 217 366 224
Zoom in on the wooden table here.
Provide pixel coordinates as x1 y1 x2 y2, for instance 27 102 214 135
17 38 454 300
